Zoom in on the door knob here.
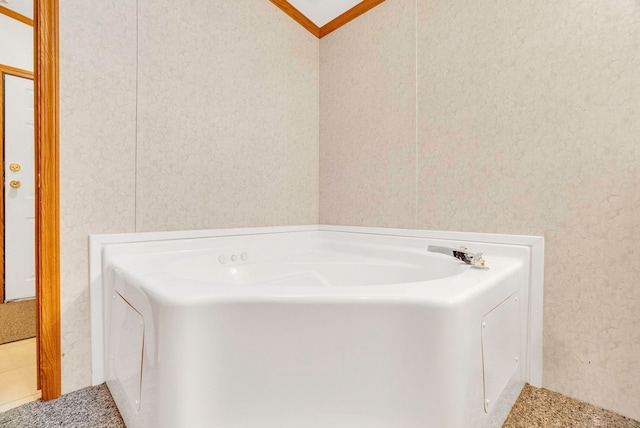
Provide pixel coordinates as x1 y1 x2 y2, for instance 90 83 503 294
9 163 21 172
9 180 21 189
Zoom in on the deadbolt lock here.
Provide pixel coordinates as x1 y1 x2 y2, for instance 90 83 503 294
9 180 21 189
9 163 21 172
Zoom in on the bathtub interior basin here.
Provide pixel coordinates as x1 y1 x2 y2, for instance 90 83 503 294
90 226 543 428
165 250 466 287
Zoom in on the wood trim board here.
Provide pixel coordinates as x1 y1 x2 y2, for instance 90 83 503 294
270 0 384 38
0 4 33 26
0 65 34 306
0 65 33 80
269 0 320 37
0 76 2 308
319 0 385 38
34 0 61 400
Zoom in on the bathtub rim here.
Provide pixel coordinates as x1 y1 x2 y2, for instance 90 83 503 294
89 224 544 389
110 254 523 305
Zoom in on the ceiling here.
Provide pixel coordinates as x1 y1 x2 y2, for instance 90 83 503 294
271 0 384 38
288 0 362 27
0 0 32 20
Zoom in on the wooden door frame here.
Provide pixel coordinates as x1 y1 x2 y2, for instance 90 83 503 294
0 0 59 401
34 0 61 400
0 65 34 305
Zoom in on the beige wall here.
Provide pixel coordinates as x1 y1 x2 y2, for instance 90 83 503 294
60 0 319 393
320 0 416 227
136 1 319 231
60 0 137 394
320 0 640 420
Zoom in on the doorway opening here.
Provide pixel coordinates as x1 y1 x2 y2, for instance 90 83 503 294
0 3 39 409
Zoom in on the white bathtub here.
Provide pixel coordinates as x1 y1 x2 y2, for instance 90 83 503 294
90 226 543 428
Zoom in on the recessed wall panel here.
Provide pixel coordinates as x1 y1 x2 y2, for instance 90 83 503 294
60 0 137 393
136 0 319 232
319 0 416 228
416 0 640 419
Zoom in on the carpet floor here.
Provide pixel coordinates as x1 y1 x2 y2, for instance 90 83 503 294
0 385 124 428
0 300 36 345
1 383 638 427
504 385 640 427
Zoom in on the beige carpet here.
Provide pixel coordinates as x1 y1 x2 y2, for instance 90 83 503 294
0 299 36 345
504 384 640 427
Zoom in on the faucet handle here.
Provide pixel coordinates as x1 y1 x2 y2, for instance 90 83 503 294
427 245 488 268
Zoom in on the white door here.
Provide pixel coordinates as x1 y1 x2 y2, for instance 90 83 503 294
4 74 35 302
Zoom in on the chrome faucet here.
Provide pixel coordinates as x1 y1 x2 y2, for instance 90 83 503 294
428 245 486 267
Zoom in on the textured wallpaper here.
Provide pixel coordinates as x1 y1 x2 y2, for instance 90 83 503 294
136 1 319 231
320 0 640 420
417 0 640 419
60 0 319 393
60 0 137 393
320 0 416 228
